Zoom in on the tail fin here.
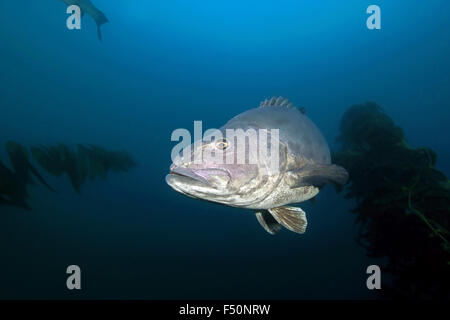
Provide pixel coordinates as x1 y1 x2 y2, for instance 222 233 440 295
93 10 108 41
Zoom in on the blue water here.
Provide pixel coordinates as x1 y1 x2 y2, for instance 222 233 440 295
0 0 449 299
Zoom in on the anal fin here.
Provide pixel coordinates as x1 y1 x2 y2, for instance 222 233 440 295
268 206 308 234
255 210 282 235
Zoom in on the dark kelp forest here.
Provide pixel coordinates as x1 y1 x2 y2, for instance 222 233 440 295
0 142 135 209
1 102 449 299
333 102 449 299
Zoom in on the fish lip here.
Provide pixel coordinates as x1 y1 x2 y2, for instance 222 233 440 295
169 166 211 186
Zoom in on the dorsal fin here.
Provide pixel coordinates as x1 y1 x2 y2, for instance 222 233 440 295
259 96 294 108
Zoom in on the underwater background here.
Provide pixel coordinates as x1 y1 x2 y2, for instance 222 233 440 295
0 0 449 299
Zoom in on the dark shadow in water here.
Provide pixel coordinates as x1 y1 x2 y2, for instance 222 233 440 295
333 102 450 299
0 141 135 209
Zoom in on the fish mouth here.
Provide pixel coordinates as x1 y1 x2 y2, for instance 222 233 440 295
168 166 211 186
166 165 232 198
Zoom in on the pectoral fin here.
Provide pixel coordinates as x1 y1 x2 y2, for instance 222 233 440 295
255 210 282 235
268 206 308 234
287 163 349 188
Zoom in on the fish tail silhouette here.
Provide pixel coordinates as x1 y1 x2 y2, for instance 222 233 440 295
94 9 108 41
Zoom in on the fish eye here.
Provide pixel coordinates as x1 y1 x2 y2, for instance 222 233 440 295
215 139 229 150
